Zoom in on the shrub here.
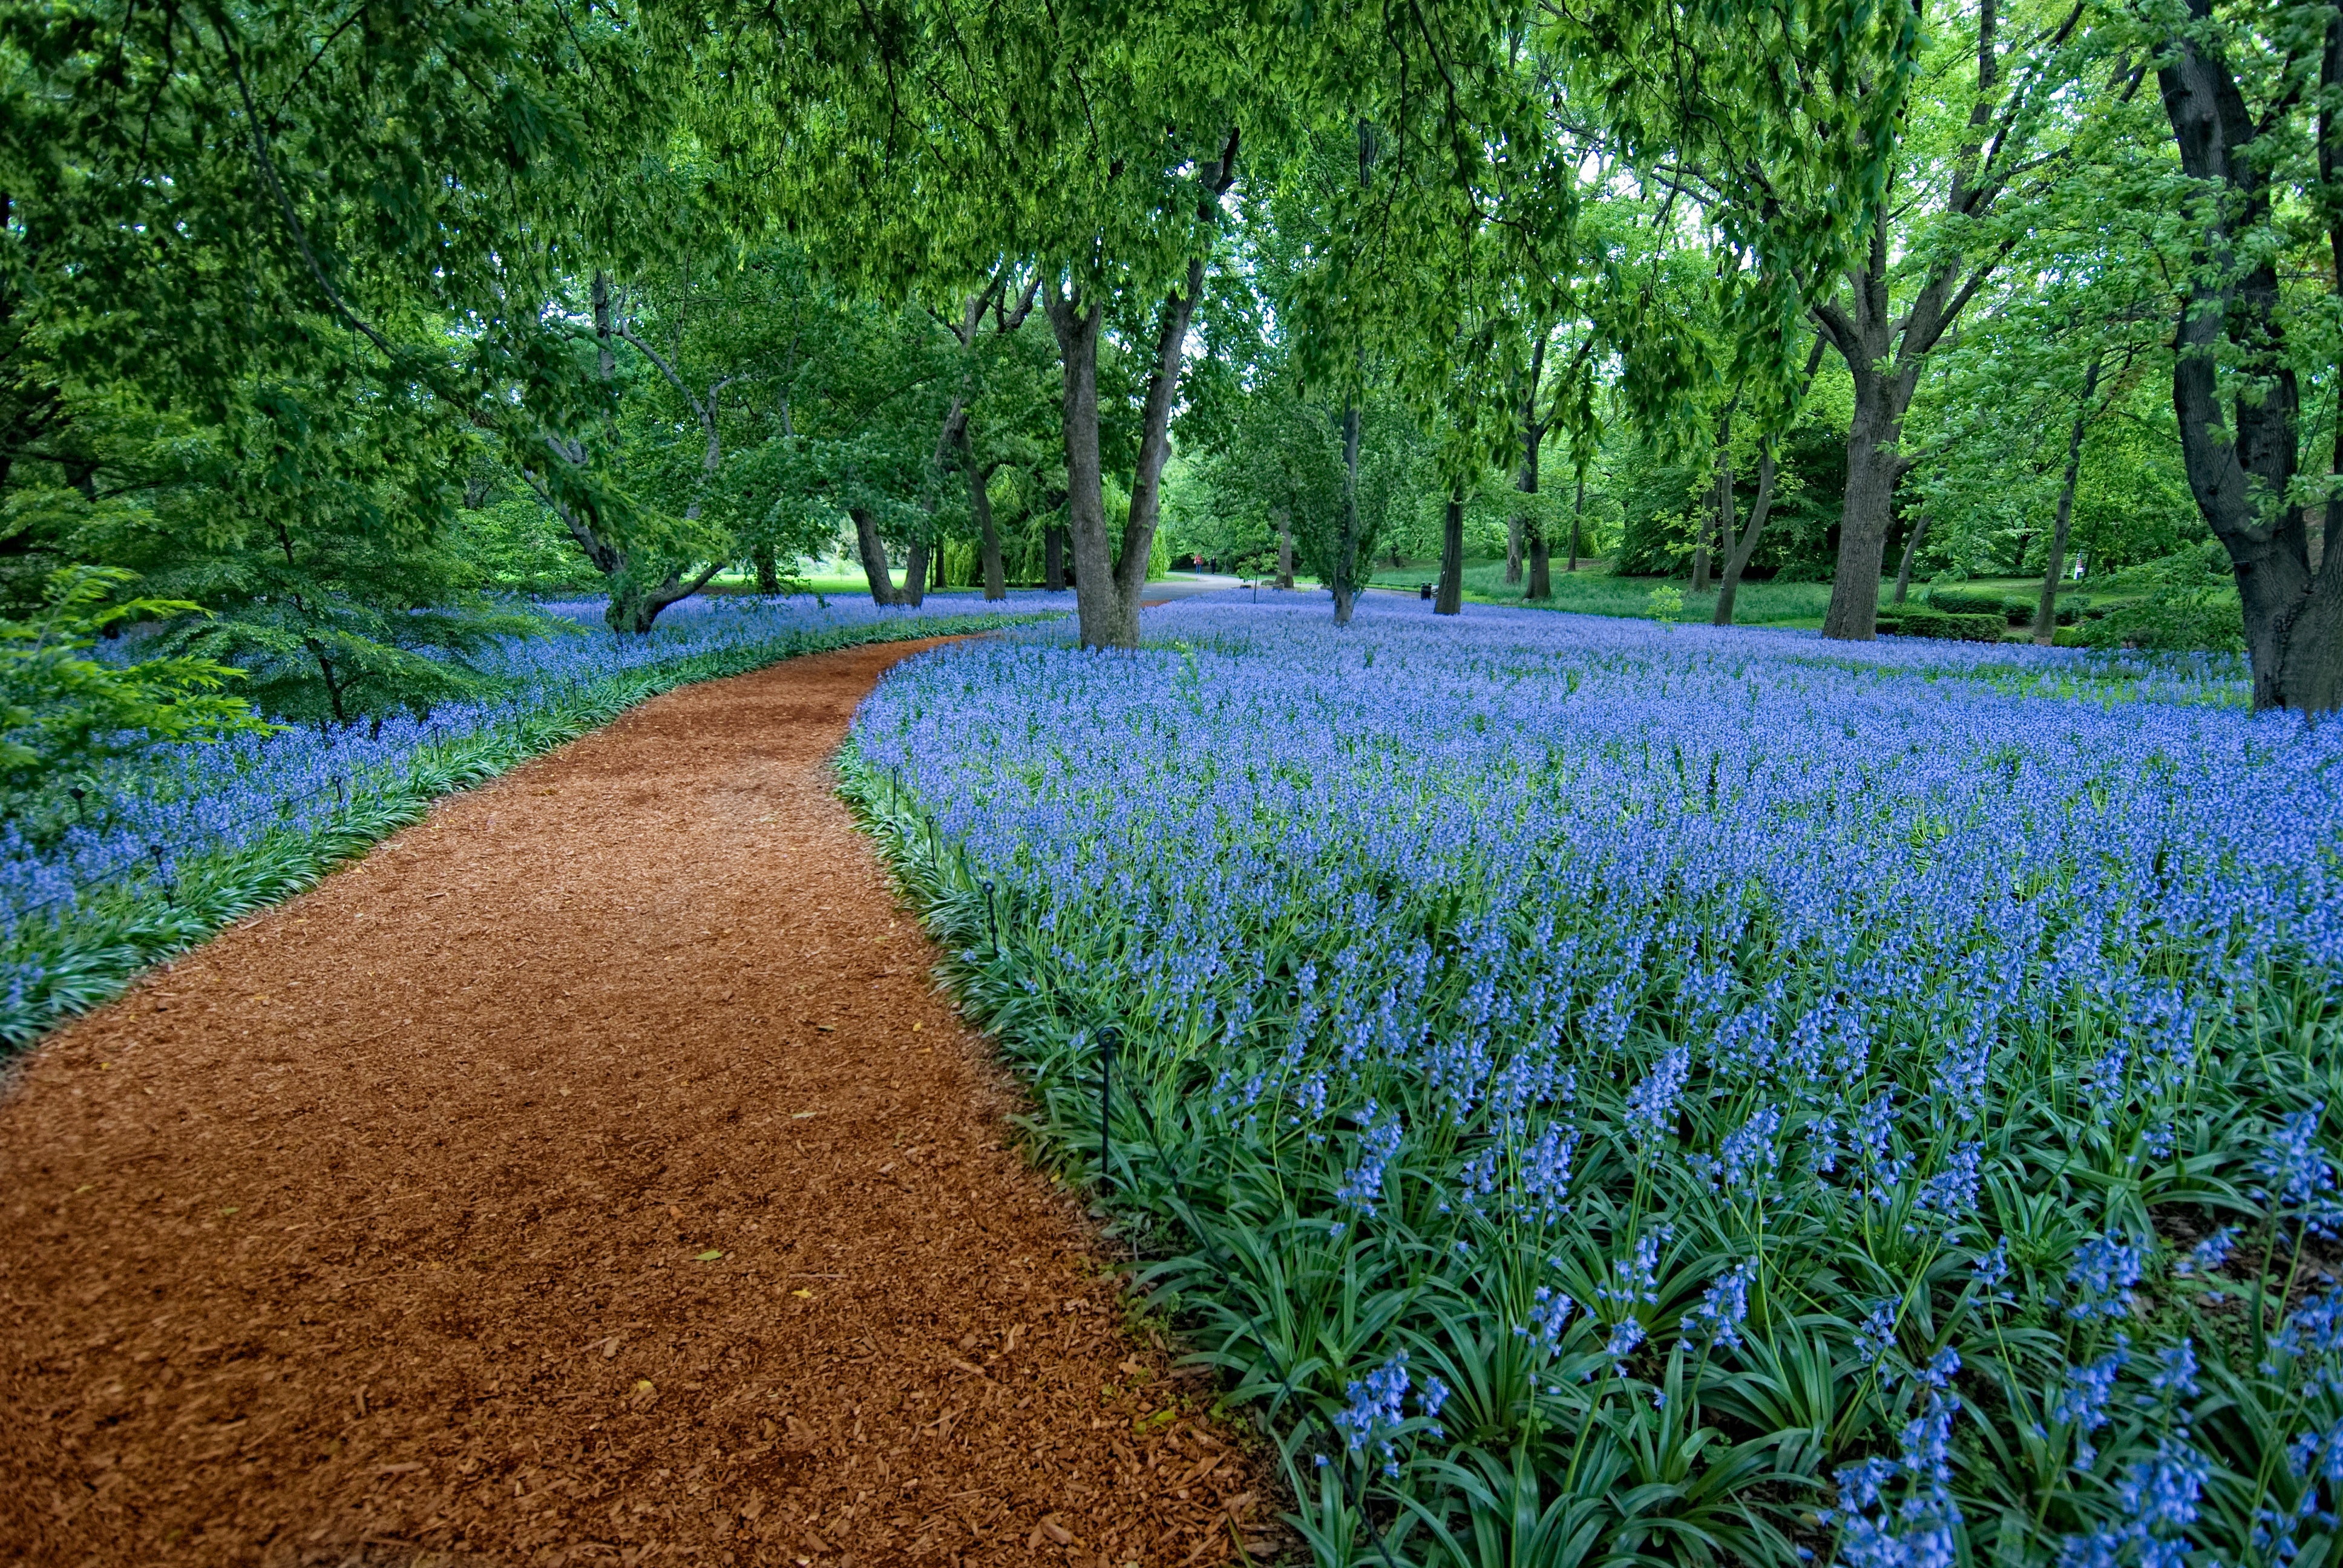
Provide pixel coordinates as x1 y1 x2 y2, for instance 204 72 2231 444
2076 545 2244 652
1876 603 2004 641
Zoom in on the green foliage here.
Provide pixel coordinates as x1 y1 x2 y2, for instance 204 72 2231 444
0 568 263 804
1874 603 2007 642
2075 546 2248 655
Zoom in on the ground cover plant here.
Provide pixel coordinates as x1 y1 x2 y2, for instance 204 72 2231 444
0 595 1047 1049
847 595 2343 1567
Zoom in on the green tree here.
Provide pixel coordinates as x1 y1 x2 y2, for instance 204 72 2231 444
2132 0 2343 708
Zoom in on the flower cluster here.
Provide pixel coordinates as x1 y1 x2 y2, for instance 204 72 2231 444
851 593 2343 1566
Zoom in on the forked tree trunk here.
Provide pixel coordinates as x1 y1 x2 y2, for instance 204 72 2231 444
852 508 899 606
1821 350 1910 640
1435 491 1464 616
2157 8 2343 710
1041 132 1237 650
1814 0 2051 640
899 539 929 608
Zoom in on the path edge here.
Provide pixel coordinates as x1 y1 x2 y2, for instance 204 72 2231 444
0 613 1044 1060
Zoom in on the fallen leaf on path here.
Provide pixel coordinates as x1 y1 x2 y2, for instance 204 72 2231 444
693 1249 726 1261
1040 1514 1075 1546
791 1288 814 1299
601 1339 620 1358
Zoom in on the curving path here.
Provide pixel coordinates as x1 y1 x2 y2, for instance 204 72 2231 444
0 639 1274 1568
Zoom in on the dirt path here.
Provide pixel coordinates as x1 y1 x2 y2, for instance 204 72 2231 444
0 640 1273 1568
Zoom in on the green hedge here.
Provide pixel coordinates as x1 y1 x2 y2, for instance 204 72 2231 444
1875 603 2007 641
0 612 1044 1053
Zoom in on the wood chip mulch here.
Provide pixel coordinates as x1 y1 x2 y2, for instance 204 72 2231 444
0 638 1285 1568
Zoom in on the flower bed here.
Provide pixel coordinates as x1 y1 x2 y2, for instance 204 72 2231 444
848 595 2342 1567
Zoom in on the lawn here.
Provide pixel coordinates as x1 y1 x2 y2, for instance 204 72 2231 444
848 596 2343 1567
1366 560 2131 635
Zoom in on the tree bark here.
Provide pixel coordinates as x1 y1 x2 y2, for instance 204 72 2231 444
1567 471 1585 574
1714 441 1779 626
1333 400 1363 625
532 270 726 635
1694 425 1729 598
2033 356 2102 645
899 538 929 607
1893 514 1932 604
1040 131 1236 650
2158 0 2343 709
1275 511 1294 589
962 431 1006 601
753 546 781 595
1435 490 1465 615
1514 344 1545 600
852 507 899 606
1814 0 2048 641
1044 522 1067 591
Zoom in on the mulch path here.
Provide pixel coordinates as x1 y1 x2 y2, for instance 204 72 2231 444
0 639 1279 1568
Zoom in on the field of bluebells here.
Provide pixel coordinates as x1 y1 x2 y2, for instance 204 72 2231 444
0 593 1043 1046
845 594 2343 1568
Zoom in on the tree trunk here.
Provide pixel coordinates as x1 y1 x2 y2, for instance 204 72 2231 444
1893 514 1932 604
753 545 781 595
2158 4 2343 710
1044 522 1066 591
899 538 929 607
1513 362 1544 600
1714 441 1779 626
2033 358 2102 645
1275 511 1294 589
1333 401 1363 626
1821 355 1910 639
1041 283 1124 641
852 508 899 606
1435 490 1464 616
962 433 1006 601
1567 471 1585 573
1693 414 1729 597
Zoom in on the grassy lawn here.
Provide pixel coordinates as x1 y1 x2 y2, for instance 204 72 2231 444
1366 561 2134 635
1369 558 1838 626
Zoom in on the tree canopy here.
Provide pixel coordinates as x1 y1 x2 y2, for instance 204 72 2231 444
3 0 2339 736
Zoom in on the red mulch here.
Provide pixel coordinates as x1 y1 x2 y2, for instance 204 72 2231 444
0 639 1282 1568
